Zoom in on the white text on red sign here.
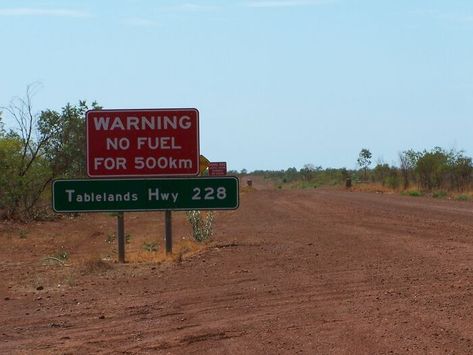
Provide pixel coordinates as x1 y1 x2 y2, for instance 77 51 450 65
209 162 227 176
86 109 199 177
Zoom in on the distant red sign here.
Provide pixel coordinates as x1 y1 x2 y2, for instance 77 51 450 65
209 162 227 176
86 109 199 177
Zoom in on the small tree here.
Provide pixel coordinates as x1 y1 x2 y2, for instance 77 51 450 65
1 85 99 219
450 152 473 191
0 112 4 136
415 147 450 191
399 150 419 189
0 84 53 218
39 100 101 178
283 167 298 183
373 163 390 185
300 164 317 181
357 148 372 180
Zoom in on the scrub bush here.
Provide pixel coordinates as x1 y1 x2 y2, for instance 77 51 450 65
186 210 214 242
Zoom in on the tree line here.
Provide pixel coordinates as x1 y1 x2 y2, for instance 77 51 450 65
244 147 473 193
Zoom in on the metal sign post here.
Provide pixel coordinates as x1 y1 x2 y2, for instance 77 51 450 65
165 210 172 255
117 212 125 263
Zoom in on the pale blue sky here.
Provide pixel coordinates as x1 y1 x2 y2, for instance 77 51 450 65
1 0 472 171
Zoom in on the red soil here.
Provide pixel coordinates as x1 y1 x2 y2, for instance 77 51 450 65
2 182 473 353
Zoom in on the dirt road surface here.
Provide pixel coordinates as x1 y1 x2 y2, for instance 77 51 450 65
2 184 473 354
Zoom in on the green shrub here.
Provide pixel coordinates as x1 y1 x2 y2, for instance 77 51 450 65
186 210 214 242
54 250 70 261
408 190 423 197
433 191 447 199
386 175 400 189
455 194 469 201
143 241 158 252
105 234 116 244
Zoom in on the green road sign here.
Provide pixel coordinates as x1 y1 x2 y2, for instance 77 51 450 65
52 177 239 212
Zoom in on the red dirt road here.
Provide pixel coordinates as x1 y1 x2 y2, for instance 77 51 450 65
2 186 473 353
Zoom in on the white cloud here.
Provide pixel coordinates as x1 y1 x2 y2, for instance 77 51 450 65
173 3 220 12
122 17 159 27
412 9 473 24
436 13 473 24
247 0 333 8
0 7 91 18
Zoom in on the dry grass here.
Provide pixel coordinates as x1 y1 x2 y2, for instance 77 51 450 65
78 255 113 274
126 239 205 264
349 183 395 194
240 185 255 193
351 183 473 201
452 192 473 201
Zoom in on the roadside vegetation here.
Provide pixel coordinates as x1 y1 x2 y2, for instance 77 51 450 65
237 147 473 201
0 84 100 220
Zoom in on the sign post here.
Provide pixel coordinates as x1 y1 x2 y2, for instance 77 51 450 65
165 210 172 255
117 212 125 263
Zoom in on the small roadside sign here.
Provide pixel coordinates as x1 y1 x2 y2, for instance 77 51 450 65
52 177 239 212
209 162 227 176
199 155 210 174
